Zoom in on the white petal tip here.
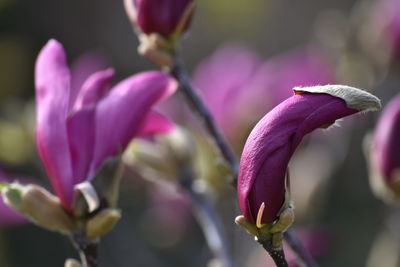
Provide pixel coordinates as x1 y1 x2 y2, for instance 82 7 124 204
74 182 100 213
293 84 381 111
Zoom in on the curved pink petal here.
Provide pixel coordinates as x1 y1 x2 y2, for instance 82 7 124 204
137 111 174 136
238 93 358 224
69 51 109 110
35 39 73 208
89 71 177 176
372 93 400 183
73 68 114 111
67 108 95 186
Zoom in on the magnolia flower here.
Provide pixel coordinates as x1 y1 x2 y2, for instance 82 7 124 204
124 0 194 37
369 93 400 202
254 47 334 106
35 39 177 211
238 85 380 225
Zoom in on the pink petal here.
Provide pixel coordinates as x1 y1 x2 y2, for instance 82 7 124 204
67 108 95 186
73 68 114 111
372 93 400 182
89 71 177 176
69 51 109 110
137 111 174 136
35 39 73 208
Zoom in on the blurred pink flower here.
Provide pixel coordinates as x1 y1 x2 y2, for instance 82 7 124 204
142 184 192 247
186 44 334 141
254 47 334 106
237 86 380 224
35 39 177 211
191 44 263 136
370 93 400 199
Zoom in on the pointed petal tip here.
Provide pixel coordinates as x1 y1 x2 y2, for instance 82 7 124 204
93 67 115 77
35 39 68 87
39 39 65 58
82 67 115 88
293 84 381 111
137 70 178 99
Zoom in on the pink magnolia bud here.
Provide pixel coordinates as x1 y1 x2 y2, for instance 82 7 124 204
238 85 380 224
369 93 400 201
124 0 194 37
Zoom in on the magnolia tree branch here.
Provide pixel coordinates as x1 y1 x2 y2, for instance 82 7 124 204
72 232 99 267
171 53 238 185
257 237 288 267
284 229 319 267
179 167 234 267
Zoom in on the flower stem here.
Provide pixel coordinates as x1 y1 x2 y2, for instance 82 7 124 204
257 237 288 267
179 166 234 267
169 49 317 267
284 229 319 267
72 232 99 267
171 53 238 185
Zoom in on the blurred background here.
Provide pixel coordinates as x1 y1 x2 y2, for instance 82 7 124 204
1 0 400 266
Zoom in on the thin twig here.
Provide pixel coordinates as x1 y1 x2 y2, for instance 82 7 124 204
284 229 319 267
179 166 234 267
171 53 238 185
72 232 99 267
169 49 318 267
257 237 288 267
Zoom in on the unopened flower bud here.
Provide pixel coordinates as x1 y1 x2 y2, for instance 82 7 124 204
368 93 400 202
86 208 121 239
124 126 195 182
238 85 380 225
1 183 75 233
124 0 194 38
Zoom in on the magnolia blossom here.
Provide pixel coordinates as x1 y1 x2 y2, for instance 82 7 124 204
238 85 380 224
369 93 400 201
35 39 177 211
124 0 193 37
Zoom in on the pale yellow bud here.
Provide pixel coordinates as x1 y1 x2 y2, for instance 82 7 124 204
86 208 121 239
234 215 258 236
1 183 75 234
65 259 81 267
